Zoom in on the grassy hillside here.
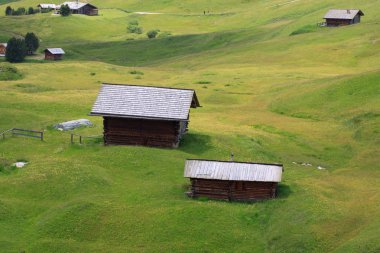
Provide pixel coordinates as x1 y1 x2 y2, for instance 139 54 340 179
0 0 379 252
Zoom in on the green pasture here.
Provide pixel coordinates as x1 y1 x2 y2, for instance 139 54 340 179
0 0 379 252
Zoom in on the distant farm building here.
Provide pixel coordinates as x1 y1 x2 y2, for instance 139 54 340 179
184 159 283 201
37 4 57 10
0 43 7 56
324 9 364 26
60 2 98 15
90 84 200 147
44 48 65 60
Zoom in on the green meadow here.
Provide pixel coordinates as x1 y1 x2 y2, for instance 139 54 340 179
0 0 379 252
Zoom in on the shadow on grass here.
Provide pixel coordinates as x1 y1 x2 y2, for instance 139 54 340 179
277 183 292 199
180 132 212 155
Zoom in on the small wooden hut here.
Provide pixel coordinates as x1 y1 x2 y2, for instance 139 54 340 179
184 159 283 201
324 9 364 26
0 43 7 56
60 2 98 15
90 83 200 148
44 48 65 60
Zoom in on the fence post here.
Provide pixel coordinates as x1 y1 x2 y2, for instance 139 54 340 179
71 133 74 144
79 135 82 144
41 132 44 141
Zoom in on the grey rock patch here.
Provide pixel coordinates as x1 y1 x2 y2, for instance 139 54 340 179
54 119 93 131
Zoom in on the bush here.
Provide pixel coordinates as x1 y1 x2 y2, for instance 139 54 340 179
127 20 143 34
5 37 27 63
25 32 39 55
60 4 71 16
0 64 23 81
28 7 34 15
5 6 12 16
147 29 160 39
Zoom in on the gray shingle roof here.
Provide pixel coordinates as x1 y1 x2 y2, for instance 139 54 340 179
184 159 283 182
61 2 97 10
324 9 364 20
38 4 57 9
90 84 200 121
45 48 65 55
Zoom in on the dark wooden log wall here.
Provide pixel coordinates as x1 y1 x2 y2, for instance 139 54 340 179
45 52 62 60
74 5 98 15
188 178 278 201
326 18 356 27
104 117 184 147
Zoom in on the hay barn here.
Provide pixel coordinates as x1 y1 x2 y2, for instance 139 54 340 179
90 83 200 148
60 2 98 16
184 159 283 202
324 9 364 26
44 48 65 60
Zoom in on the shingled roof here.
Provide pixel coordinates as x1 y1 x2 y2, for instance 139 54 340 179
45 48 65 55
90 84 200 121
184 159 283 182
324 9 364 20
61 2 96 10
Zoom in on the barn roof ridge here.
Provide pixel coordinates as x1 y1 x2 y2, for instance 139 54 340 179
324 9 364 20
186 158 283 168
184 159 283 182
102 82 198 92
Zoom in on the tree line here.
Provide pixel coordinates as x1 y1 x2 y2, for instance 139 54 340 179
5 6 46 16
5 33 40 63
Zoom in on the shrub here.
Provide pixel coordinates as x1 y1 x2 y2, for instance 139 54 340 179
25 32 39 55
5 6 12 16
28 7 34 15
127 20 143 34
0 64 23 81
60 4 71 16
5 37 27 63
147 29 160 39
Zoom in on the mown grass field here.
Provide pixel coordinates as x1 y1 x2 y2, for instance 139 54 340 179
0 0 379 252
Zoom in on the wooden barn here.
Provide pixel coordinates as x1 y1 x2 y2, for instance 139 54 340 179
184 159 283 202
324 9 364 26
0 43 7 56
90 83 200 148
44 48 65 60
37 4 57 10
60 2 98 16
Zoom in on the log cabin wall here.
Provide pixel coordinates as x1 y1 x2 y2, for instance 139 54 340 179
326 18 352 26
45 52 62 60
0 45 6 55
189 178 278 201
103 117 183 147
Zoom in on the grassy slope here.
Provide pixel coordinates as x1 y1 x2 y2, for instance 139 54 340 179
0 0 379 252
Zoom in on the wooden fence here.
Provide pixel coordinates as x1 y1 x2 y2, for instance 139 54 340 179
1 128 44 141
70 133 103 144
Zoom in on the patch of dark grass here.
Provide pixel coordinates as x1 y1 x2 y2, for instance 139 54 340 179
129 70 144 75
195 80 212 84
13 83 55 93
290 25 320 36
0 64 23 81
